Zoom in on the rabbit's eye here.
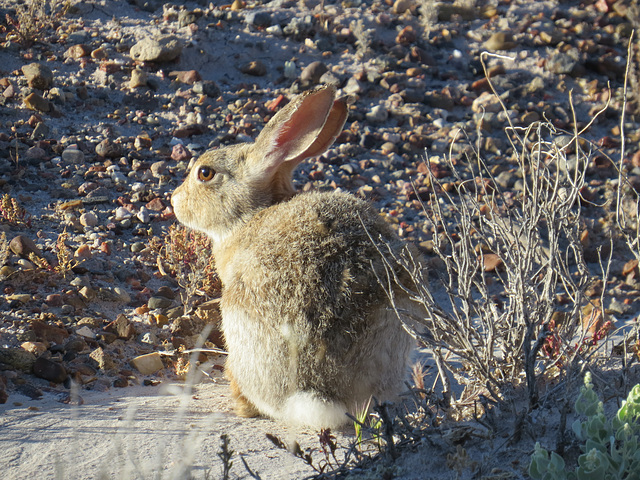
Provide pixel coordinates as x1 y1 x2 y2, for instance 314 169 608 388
197 166 215 182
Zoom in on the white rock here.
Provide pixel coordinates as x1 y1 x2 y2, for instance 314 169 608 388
76 326 95 339
130 352 164 375
343 77 363 95
114 207 132 221
136 207 151 224
365 105 388 123
266 25 283 36
112 172 127 184
79 286 96 301
382 132 401 143
471 93 502 114
139 332 157 345
17 259 36 270
80 212 98 227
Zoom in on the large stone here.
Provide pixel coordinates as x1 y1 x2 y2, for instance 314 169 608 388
168 70 201 84
484 32 517 51
546 52 580 76
33 357 68 383
130 36 183 63
61 146 85 164
0 347 36 372
148 296 173 310
130 352 164 375
393 0 415 14
89 347 117 371
104 314 136 340
64 44 91 59
9 235 43 259
20 341 47 356
192 80 221 98
23 92 52 112
95 139 123 158
21 62 54 90
239 60 267 77
245 10 272 28
471 92 502 114
300 61 328 85
30 320 70 344
170 315 205 337
129 69 148 88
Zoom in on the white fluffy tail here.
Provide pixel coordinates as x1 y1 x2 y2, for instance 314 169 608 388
281 392 349 429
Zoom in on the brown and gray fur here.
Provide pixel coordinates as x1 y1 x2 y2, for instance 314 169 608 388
171 85 418 429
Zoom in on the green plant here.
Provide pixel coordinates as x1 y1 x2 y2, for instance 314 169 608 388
529 372 640 479
353 398 383 447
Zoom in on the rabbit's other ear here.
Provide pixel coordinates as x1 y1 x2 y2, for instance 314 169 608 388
251 85 348 175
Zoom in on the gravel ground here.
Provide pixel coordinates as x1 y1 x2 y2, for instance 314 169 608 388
1 0 640 478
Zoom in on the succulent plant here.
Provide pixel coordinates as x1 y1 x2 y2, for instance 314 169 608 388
529 373 640 480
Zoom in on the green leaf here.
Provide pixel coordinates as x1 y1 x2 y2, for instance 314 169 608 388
529 444 568 480
529 444 549 480
583 438 607 454
549 451 566 471
572 419 585 440
576 448 608 480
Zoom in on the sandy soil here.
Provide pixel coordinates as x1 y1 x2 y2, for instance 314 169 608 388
1 376 347 479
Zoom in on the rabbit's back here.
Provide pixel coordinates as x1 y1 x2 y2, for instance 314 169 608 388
216 190 416 424
217 190 409 335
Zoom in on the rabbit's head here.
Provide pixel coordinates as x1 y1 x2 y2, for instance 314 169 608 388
171 86 348 245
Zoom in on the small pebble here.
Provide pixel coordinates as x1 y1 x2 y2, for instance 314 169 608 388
366 105 389 123
114 207 132 221
130 69 148 88
62 147 85 164
80 212 98 227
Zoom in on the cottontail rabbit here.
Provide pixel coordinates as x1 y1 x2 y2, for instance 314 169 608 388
171 85 419 429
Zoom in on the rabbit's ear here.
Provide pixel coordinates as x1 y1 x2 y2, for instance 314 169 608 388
251 86 347 174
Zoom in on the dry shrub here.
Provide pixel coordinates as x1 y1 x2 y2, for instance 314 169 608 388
0 231 8 267
151 224 221 313
0 194 30 226
380 118 612 414
4 0 69 46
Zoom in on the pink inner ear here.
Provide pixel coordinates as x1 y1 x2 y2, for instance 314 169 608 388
271 89 335 159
